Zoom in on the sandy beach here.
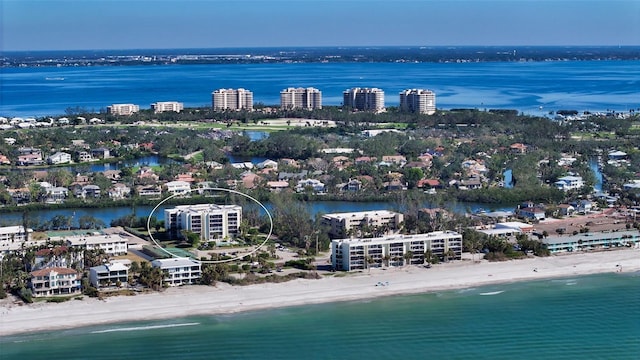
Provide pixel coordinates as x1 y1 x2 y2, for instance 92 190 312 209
1 249 638 337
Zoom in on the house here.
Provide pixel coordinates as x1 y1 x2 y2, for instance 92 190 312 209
555 175 584 191
17 152 43 166
102 170 121 181
510 143 528 154
267 181 290 192
256 159 278 169
164 180 191 195
77 151 93 162
89 262 129 288
518 206 546 221
91 147 111 159
381 155 407 167
296 179 326 193
384 180 406 191
151 258 201 287
557 204 576 217
109 183 131 200
47 152 72 165
241 172 262 189
29 267 81 297
0 153 11 165
39 182 68 203
345 179 362 192
570 200 593 214
459 178 482 190
137 185 162 197
75 184 101 199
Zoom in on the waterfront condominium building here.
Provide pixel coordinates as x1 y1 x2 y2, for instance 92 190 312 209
399 89 436 115
0 225 33 252
151 101 184 113
321 210 404 239
107 103 140 116
331 231 463 271
164 204 242 243
280 87 322 110
211 88 254 111
151 258 201 287
342 88 385 112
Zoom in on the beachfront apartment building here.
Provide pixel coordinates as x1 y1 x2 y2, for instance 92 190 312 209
164 204 242 243
331 231 463 271
89 262 129 288
343 88 385 112
107 103 140 116
151 258 201 286
63 234 128 256
29 267 81 297
280 87 322 110
542 230 640 253
321 210 404 239
212 88 253 111
0 225 34 252
399 89 436 115
151 101 184 113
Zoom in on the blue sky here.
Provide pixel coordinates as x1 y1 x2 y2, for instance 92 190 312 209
2 0 639 51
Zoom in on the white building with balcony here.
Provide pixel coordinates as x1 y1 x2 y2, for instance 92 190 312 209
151 258 201 286
89 262 129 288
321 210 403 239
331 231 463 271
164 204 242 243
29 267 81 297
64 233 128 256
107 103 140 116
151 101 184 113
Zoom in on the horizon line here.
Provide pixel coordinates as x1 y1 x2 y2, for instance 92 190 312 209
4 44 640 53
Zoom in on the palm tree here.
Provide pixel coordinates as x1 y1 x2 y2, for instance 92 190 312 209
403 251 414 267
424 249 433 265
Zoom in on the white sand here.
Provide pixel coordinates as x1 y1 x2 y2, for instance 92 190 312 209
1 249 638 336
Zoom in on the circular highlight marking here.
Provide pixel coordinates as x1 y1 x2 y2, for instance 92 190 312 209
146 187 273 264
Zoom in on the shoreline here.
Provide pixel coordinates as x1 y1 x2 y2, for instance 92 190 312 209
1 249 638 337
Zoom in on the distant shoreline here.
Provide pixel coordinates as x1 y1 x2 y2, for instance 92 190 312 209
3 45 640 68
1 249 637 337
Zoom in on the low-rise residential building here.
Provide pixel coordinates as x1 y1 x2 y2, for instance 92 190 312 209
331 231 463 271
322 210 404 239
0 225 33 252
543 230 640 253
29 267 81 297
64 233 128 256
151 101 184 113
518 206 546 221
164 204 242 243
39 182 68 203
151 258 201 286
89 262 129 288
107 103 140 116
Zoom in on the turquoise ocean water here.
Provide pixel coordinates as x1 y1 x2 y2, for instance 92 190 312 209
2 273 638 359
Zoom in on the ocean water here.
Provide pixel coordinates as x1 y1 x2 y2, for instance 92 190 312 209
1 61 639 117
2 273 638 359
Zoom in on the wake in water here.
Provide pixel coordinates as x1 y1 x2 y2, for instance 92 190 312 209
479 290 504 296
91 322 200 334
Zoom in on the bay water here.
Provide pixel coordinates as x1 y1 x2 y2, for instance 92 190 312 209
1 272 638 359
2 60 639 117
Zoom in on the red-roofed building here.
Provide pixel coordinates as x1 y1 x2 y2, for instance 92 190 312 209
29 267 81 297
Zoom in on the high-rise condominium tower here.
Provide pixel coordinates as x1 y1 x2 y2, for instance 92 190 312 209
280 87 322 110
399 89 436 115
343 88 385 112
211 88 253 111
